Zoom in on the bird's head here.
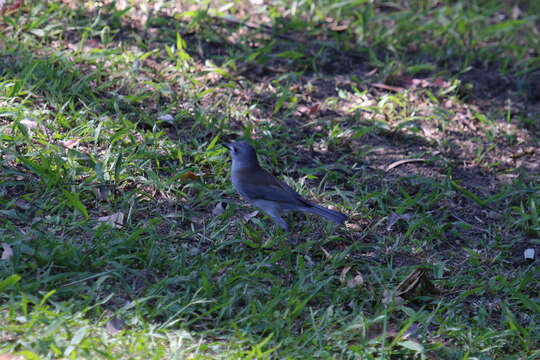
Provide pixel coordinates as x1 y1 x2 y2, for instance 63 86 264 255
223 141 259 168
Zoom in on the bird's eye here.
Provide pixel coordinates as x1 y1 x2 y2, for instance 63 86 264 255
232 147 237 152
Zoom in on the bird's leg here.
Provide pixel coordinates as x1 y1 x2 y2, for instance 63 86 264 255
265 212 299 246
286 231 300 247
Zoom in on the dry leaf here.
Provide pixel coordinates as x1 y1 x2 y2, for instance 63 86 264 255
106 316 127 334
212 202 225 216
328 21 349 32
340 266 351 284
512 5 521 19
347 274 364 288
1 0 23 14
383 267 440 305
0 354 22 360
387 212 413 231
366 68 377 77
15 199 31 210
524 248 535 260
386 158 427 172
346 222 362 231
243 210 259 221
97 213 125 228
20 119 38 129
382 289 405 305
364 322 427 356
372 83 403 92
95 185 111 202
386 74 414 87
430 77 450 88
84 39 102 49
383 75 450 90
510 147 535 159
297 105 311 116
320 246 332 259
59 139 81 149
396 267 440 297
1 243 13 260
181 171 201 181
403 322 421 338
158 114 174 122
396 268 426 295
366 321 399 340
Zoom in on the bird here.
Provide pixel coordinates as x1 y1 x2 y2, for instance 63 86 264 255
223 141 347 232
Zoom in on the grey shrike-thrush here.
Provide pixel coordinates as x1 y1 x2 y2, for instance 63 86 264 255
223 141 347 231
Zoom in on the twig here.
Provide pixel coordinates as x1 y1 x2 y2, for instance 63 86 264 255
386 158 427 172
451 213 492 235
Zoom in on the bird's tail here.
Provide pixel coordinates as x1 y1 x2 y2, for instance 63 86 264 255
306 204 347 225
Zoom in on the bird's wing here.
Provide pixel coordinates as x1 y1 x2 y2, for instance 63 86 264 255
236 167 312 206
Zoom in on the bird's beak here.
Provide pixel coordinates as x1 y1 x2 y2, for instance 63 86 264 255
222 143 232 151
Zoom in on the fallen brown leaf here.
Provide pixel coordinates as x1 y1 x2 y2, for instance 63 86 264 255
243 210 259 221
320 246 332 259
396 267 440 297
340 266 351 284
1 0 23 15
297 105 311 116
386 158 427 172
382 289 405 305
0 354 21 360
212 202 225 216
382 267 440 305
158 114 174 122
345 222 362 231
430 77 450 88
383 75 451 89
512 5 522 19
524 248 535 261
347 274 364 288
327 19 350 32
95 185 112 202
339 266 364 288
20 119 38 130
385 74 414 87
97 213 125 228
510 147 535 159
106 316 127 334
366 321 399 340
84 39 103 49
396 268 426 295
59 139 81 149
367 322 437 359
387 212 413 231
372 83 403 92
180 171 202 181
15 199 31 210
365 68 377 77
1 243 13 260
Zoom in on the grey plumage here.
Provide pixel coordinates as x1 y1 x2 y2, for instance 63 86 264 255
223 141 347 231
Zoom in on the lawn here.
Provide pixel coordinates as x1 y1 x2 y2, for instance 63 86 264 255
0 0 538 359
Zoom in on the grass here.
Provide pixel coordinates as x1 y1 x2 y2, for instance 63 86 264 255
1 0 539 359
